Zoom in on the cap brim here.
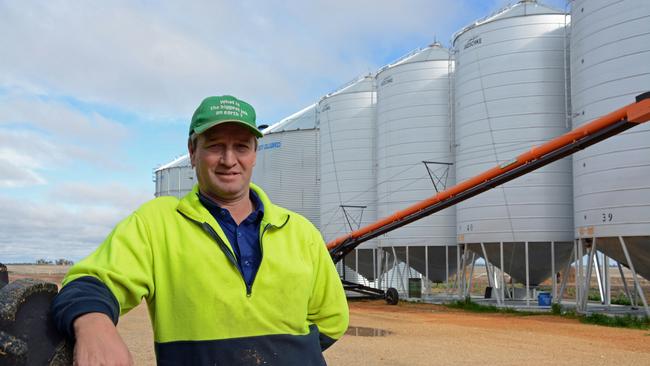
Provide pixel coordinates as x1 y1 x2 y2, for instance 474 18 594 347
193 119 263 138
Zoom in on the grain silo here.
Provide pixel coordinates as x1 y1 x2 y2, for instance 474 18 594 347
154 155 194 198
319 75 378 281
252 104 320 227
376 43 458 283
453 0 573 287
571 0 650 281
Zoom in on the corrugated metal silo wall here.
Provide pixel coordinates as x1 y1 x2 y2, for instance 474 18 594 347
571 0 650 279
319 77 377 252
252 129 321 228
453 4 573 285
376 46 458 281
154 156 194 199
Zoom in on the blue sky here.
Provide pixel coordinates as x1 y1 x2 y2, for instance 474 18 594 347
0 0 568 262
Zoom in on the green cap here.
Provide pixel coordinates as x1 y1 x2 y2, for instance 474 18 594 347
189 95 262 138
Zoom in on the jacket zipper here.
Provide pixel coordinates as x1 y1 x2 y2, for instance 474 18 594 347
249 223 273 294
249 216 288 295
201 222 252 296
184 211 289 297
202 221 276 297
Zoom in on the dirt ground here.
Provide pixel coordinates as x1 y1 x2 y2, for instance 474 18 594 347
6 265 650 365
114 300 650 366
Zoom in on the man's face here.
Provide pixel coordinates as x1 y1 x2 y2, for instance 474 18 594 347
189 123 257 203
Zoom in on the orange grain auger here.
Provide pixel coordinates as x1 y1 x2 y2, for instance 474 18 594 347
328 92 650 267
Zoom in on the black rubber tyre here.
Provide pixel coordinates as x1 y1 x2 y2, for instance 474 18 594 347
385 287 399 305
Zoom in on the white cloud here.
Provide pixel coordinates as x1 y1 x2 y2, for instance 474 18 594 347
0 93 129 144
0 93 133 188
0 157 46 188
0 0 484 121
51 182 151 210
0 129 67 187
0 182 151 263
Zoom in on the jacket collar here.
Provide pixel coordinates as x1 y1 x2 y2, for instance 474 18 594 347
177 183 289 228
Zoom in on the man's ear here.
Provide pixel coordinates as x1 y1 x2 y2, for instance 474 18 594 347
188 137 196 168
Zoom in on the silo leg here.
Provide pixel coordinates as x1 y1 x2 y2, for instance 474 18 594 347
581 238 597 312
557 249 574 305
618 236 650 317
551 242 556 303
616 262 634 307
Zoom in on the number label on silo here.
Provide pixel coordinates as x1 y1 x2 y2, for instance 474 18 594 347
601 213 613 223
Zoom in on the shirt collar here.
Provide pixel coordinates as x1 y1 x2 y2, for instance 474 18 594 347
197 190 264 222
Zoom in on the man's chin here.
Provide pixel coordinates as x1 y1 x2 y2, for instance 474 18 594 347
206 183 248 199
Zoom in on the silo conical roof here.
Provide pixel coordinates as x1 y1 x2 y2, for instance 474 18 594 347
324 74 374 98
155 154 191 172
453 0 565 44
384 42 451 70
264 104 317 134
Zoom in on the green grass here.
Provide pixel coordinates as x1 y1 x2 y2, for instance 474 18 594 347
445 297 650 330
611 293 633 306
445 297 537 315
579 312 650 329
551 302 562 315
586 291 632 305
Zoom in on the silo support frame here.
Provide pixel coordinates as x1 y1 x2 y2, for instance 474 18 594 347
602 254 611 306
616 262 636 308
525 242 530 306
463 252 477 298
578 238 598 312
479 242 503 305
557 247 574 306
576 240 583 307
451 244 462 296
575 237 649 316
445 245 450 293
618 237 650 316
500 242 506 301
457 246 469 298
593 254 605 305
423 249 431 297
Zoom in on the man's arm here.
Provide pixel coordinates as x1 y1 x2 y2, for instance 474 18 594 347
51 276 120 338
72 313 133 366
50 211 155 363
306 227 349 350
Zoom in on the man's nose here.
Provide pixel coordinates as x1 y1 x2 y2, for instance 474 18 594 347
220 148 237 166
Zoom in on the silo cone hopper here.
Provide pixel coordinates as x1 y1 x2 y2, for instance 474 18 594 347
340 249 383 282
389 246 458 283
588 236 650 281
465 242 573 286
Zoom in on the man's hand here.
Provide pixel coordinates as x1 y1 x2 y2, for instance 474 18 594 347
72 312 133 366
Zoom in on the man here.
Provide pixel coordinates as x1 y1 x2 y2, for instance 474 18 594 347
51 95 349 365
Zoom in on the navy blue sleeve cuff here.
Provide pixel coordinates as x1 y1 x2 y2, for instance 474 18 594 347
319 333 337 351
50 276 120 339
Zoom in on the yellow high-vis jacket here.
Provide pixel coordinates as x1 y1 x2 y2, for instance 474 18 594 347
52 183 349 365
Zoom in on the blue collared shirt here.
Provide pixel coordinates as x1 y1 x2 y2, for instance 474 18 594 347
198 190 264 288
